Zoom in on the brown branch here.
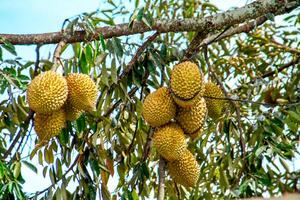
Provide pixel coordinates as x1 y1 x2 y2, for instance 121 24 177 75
157 157 166 200
252 57 300 83
232 57 300 93
52 40 67 71
142 128 154 162
0 0 298 45
197 16 267 53
267 39 300 55
183 29 210 60
34 44 41 76
118 32 159 82
203 95 277 106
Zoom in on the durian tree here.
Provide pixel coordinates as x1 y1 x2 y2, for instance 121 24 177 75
0 0 300 199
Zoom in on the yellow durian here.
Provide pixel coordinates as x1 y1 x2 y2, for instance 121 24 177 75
142 87 176 127
167 149 200 188
34 108 66 142
27 71 68 114
203 82 225 119
176 97 207 136
66 73 98 112
152 123 187 161
170 61 204 108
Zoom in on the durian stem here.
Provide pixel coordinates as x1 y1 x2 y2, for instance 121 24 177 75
157 157 166 200
52 39 67 71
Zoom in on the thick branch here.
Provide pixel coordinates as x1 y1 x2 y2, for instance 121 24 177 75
0 0 298 45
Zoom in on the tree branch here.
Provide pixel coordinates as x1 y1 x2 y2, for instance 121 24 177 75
157 157 166 200
251 57 300 82
184 15 268 59
0 0 298 45
52 39 67 71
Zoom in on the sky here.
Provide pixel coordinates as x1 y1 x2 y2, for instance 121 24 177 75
0 0 299 198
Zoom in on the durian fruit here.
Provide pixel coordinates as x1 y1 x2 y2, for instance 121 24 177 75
204 82 225 120
66 73 98 112
142 87 176 127
167 149 200 188
27 71 68 114
170 61 204 108
152 123 187 161
64 101 83 121
34 108 66 142
176 97 207 136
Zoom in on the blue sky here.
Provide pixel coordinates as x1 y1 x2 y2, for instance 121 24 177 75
0 0 100 60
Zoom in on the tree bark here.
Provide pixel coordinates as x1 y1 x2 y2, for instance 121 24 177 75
157 157 166 200
0 0 298 45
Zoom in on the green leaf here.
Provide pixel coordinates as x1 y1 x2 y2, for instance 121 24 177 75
2 42 17 56
22 161 37 174
288 111 300 123
101 64 109 86
0 47 2 61
99 33 107 51
136 8 144 21
13 162 21 178
111 58 117 84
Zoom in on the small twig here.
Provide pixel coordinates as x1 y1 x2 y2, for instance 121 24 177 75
52 39 67 71
28 154 79 199
127 86 144 153
203 95 283 107
34 44 41 76
183 16 268 60
251 57 300 83
3 110 34 159
98 68 149 122
118 32 159 82
183 29 210 60
141 128 154 162
267 39 300 55
157 157 166 200
233 57 300 93
104 31 159 98
174 182 181 200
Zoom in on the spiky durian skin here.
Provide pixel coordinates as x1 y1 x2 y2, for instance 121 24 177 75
34 108 66 142
153 123 187 161
64 101 83 121
27 71 68 114
142 87 176 127
176 97 207 134
66 73 98 112
204 82 225 120
170 61 204 108
167 149 200 188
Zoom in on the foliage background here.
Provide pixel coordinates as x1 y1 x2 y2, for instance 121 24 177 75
0 0 299 199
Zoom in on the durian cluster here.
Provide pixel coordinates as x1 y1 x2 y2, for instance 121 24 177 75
27 71 98 142
142 61 225 188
